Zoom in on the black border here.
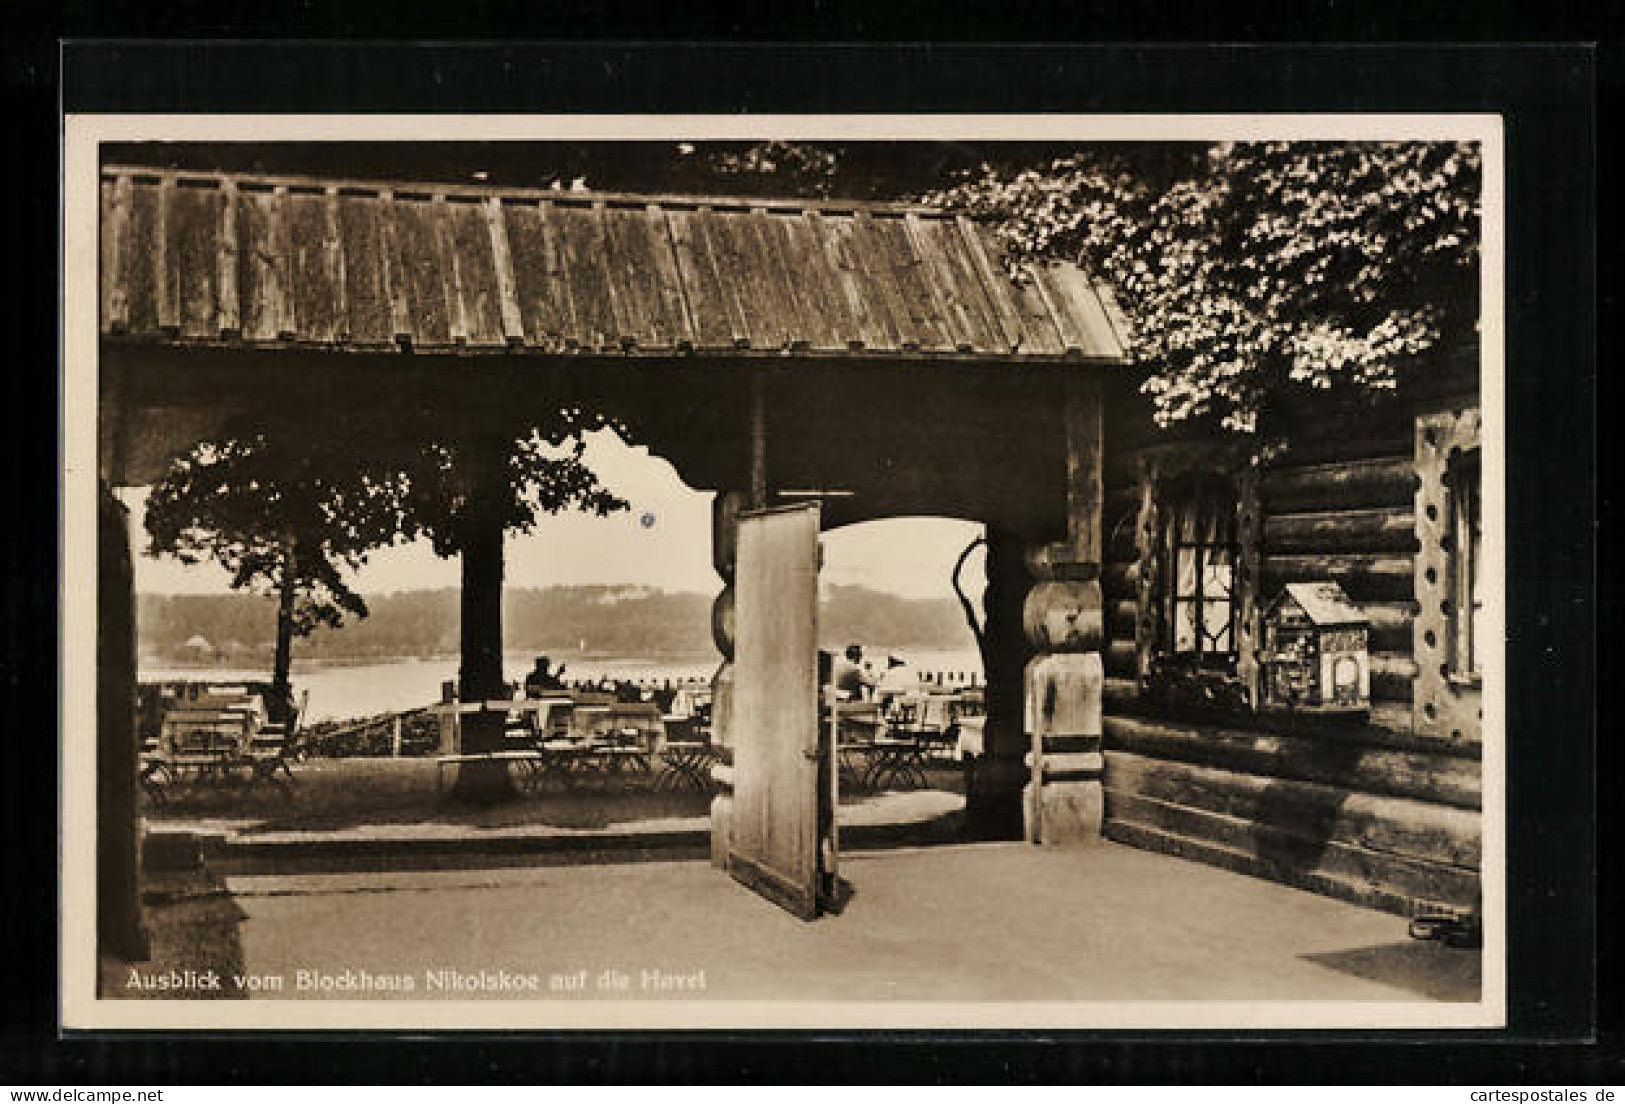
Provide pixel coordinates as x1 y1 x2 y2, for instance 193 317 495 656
6 41 1603 1082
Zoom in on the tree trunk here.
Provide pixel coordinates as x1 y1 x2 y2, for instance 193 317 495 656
270 536 297 707
449 448 514 804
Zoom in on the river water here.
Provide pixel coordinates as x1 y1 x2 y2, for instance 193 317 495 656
142 648 984 722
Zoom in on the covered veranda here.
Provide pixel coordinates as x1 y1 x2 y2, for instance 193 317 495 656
96 165 1129 956
108 844 1482 1014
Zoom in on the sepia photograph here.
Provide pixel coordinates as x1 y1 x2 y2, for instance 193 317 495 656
60 114 1504 1030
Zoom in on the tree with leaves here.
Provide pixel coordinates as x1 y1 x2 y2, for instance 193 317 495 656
388 406 629 803
144 432 406 718
930 141 1481 437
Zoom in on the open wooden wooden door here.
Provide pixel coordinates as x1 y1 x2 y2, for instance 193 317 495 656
726 502 834 919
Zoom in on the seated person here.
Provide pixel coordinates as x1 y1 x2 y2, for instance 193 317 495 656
523 655 568 697
830 644 877 701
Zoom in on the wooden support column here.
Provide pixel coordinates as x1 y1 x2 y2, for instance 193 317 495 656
449 435 515 803
98 481 148 964
1023 378 1107 845
964 523 1031 840
713 372 768 863
709 490 744 867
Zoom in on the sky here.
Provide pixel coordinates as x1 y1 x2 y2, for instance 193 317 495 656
122 429 987 603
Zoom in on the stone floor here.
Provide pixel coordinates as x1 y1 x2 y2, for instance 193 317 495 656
215 841 1481 1006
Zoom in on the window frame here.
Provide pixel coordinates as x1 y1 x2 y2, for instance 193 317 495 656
1412 406 1483 741
1151 469 1242 674
1447 447 1483 685
1165 525 1238 666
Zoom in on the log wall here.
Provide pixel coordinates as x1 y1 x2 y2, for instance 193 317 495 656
1098 416 1482 917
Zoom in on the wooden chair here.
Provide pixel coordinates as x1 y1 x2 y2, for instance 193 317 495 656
915 694 961 762
156 706 255 792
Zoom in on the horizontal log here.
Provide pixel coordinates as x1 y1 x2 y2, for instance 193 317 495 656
1029 751 1105 778
1370 651 1419 704
1261 456 1418 512
1369 701 1415 734
1103 640 1137 678
1267 424 1415 464
1102 799 1480 916
1104 751 1479 867
1102 560 1139 598
1264 507 1417 555
1102 714 1480 809
1364 601 1417 653
1263 553 1414 602
1103 678 1140 711
1034 733 1101 755
1108 598 1137 636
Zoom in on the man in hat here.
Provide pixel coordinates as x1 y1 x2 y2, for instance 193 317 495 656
830 644 876 701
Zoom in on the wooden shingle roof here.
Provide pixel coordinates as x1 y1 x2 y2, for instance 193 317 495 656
99 167 1130 363
1274 582 1370 627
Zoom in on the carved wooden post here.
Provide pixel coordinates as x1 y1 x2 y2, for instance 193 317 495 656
1413 406 1483 739
708 490 743 867
964 524 1031 840
1133 454 1162 684
711 375 769 865
1023 379 1106 845
98 480 148 963
1234 465 1264 707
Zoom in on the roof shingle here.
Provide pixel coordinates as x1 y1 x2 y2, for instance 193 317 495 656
99 167 1130 363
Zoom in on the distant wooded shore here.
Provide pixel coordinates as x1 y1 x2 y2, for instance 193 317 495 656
138 583 976 666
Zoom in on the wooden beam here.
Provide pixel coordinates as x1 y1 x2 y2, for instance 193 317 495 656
1102 714 1481 809
101 174 132 333
1104 750 1480 868
97 483 147 961
1102 795 1480 915
749 373 768 510
1261 456 1418 512
215 179 241 337
484 197 527 347
1064 376 1105 563
153 177 178 333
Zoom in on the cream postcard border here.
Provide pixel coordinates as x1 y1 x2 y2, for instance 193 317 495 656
60 112 1507 1031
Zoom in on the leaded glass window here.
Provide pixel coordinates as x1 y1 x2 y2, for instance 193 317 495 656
1160 476 1238 667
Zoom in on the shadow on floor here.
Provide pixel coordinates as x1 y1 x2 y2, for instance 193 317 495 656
1300 940 1481 1002
154 759 967 839
100 865 250 1000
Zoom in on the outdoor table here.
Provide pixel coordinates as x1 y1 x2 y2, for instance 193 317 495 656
829 702 883 793
865 735 930 791
569 704 613 739
432 697 574 753
434 749 547 795
148 701 288 798
655 742 718 792
955 716 985 760
885 693 961 765
661 713 701 743
528 737 652 790
836 738 879 793
594 742 655 780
